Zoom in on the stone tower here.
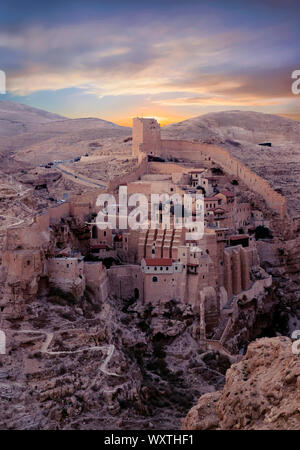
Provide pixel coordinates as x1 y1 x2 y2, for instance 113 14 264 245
132 117 161 161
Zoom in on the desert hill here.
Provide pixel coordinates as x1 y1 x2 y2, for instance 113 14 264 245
0 100 65 137
0 101 131 165
162 110 300 145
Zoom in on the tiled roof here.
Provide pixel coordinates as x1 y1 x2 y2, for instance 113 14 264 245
214 207 226 213
229 234 249 241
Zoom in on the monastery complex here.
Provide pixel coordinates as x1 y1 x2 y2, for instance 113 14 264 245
1 118 296 353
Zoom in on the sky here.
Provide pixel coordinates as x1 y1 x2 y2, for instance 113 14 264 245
0 0 299 125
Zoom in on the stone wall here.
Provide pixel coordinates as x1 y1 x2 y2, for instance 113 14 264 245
47 257 85 299
49 202 70 224
132 118 287 221
159 140 287 220
143 270 186 305
107 157 148 193
107 265 144 301
84 261 109 303
223 245 253 298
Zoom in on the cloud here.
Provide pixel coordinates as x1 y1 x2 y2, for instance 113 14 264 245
0 3 299 121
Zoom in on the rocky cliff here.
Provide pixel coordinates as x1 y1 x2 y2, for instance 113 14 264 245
183 337 300 430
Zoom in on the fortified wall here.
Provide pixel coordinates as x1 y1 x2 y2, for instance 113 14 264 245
107 156 148 193
132 118 287 221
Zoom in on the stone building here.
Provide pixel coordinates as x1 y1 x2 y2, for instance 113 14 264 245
141 257 185 304
47 256 86 299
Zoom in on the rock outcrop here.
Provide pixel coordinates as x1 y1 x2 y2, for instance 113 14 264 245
183 337 300 430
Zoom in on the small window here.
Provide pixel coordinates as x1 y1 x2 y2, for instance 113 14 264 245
152 276 158 282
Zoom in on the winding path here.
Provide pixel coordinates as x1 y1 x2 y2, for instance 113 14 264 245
15 330 119 377
55 164 107 189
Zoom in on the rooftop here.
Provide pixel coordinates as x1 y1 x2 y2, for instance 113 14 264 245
229 234 249 241
205 197 218 201
219 190 234 197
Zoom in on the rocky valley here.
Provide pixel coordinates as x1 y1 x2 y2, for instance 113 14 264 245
0 101 299 430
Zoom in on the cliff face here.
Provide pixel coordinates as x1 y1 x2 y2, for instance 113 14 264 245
183 337 300 430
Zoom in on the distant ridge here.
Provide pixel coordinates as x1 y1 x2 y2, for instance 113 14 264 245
162 110 300 144
0 100 129 138
0 100 131 164
0 100 65 137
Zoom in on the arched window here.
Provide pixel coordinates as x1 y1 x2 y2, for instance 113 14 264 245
152 276 158 282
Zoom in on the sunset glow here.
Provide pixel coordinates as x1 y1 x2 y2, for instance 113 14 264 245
1 0 299 124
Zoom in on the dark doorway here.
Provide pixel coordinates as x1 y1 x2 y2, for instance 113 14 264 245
92 225 98 239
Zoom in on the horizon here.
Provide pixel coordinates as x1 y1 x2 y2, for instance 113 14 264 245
1 0 300 125
1 98 300 127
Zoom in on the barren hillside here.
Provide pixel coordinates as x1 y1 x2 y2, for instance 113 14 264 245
0 100 65 137
0 102 134 251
